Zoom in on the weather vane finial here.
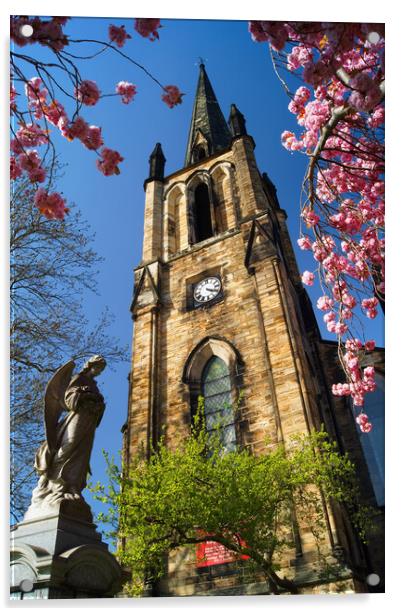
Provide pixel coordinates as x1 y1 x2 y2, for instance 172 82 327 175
197 56 206 66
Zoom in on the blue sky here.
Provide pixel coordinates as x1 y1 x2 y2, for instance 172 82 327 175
12 16 384 542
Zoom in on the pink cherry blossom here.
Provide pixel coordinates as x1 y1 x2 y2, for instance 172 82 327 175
10 14 188 259
302 208 320 227
32 17 69 52
248 21 271 43
60 116 89 141
303 100 331 132
301 270 315 286
81 125 103 151
332 382 351 396
10 16 35 47
96 147 124 176
297 236 312 250
345 338 363 352
352 394 365 407
11 123 48 152
349 87 382 112
323 311 336 323
10 156 22 180
363 366 375 379
34 188 69 219
342 293 357 309
287 46 313 71
25 77 48 101
334 322 348 335
365 340 376 351
116 81 137 104
303 60 332 88
317 295 334 311
43 100 68 128
281 130 303 151
75 80 101 106
294 86 311 104
10 16 70 50
356 413 369 425
134 18 161 41
346 356 359 371
368 106 384 128
356 412 373 433
18 150 46 183
361 297 379 319
162 85 184 109
248 21 289 50
25 77 48 118
303 130 319 150
109 24 131 48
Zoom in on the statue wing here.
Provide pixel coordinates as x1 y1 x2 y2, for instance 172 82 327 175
44 360 75 451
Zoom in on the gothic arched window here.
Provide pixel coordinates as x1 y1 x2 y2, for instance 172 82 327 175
193 183 214 243
201 356 236 452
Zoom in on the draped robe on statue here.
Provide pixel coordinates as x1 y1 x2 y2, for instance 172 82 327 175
26 360 105 520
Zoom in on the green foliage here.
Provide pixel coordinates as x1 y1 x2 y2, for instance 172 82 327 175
90 405 371 596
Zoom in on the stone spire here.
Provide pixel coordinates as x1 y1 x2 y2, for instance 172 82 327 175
228 103 247 138
147 142 166 182
184 63 231 166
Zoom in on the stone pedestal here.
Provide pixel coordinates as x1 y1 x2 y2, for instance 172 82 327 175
10 503 122 599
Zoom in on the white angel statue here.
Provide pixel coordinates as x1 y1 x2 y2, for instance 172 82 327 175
25 355 106 520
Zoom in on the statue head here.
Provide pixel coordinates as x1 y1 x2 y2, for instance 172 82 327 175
82 354 107 377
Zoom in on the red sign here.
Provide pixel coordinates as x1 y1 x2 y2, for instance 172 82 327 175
196 537 250 568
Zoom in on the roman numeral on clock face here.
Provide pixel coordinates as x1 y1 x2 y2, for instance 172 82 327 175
193 276 221 303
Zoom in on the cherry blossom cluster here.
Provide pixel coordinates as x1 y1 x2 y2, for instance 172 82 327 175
162 85 184 108
11 16 69 51
134 19 162 41
11 122 48 183
96 148 124 176
331 339 376 431
116 81 137 105
108 24 131 48
75 80 101 106
250 21 384 432
34 187 69 219
356 413 373 434
11 16 183 220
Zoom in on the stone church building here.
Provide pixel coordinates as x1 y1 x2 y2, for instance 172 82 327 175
123 64 384 596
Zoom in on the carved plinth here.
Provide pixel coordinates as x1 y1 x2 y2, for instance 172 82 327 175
10 504 122 599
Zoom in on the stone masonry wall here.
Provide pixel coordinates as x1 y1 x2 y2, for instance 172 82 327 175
125 138 374 595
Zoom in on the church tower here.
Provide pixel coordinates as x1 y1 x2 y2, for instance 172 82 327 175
124 64 384 595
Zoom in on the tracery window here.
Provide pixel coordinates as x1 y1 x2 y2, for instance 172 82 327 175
201 356 236 452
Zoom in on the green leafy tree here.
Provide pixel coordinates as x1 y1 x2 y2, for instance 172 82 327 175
91 406 371 596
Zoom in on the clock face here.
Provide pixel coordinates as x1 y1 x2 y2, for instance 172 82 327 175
193 276 222 304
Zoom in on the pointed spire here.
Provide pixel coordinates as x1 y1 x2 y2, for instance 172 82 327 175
228 104 247 138
184 63 231 166
147 142 166 182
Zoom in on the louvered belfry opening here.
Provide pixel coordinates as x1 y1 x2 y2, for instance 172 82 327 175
193 145 206 162
201 356 236 452
194 183 213 242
